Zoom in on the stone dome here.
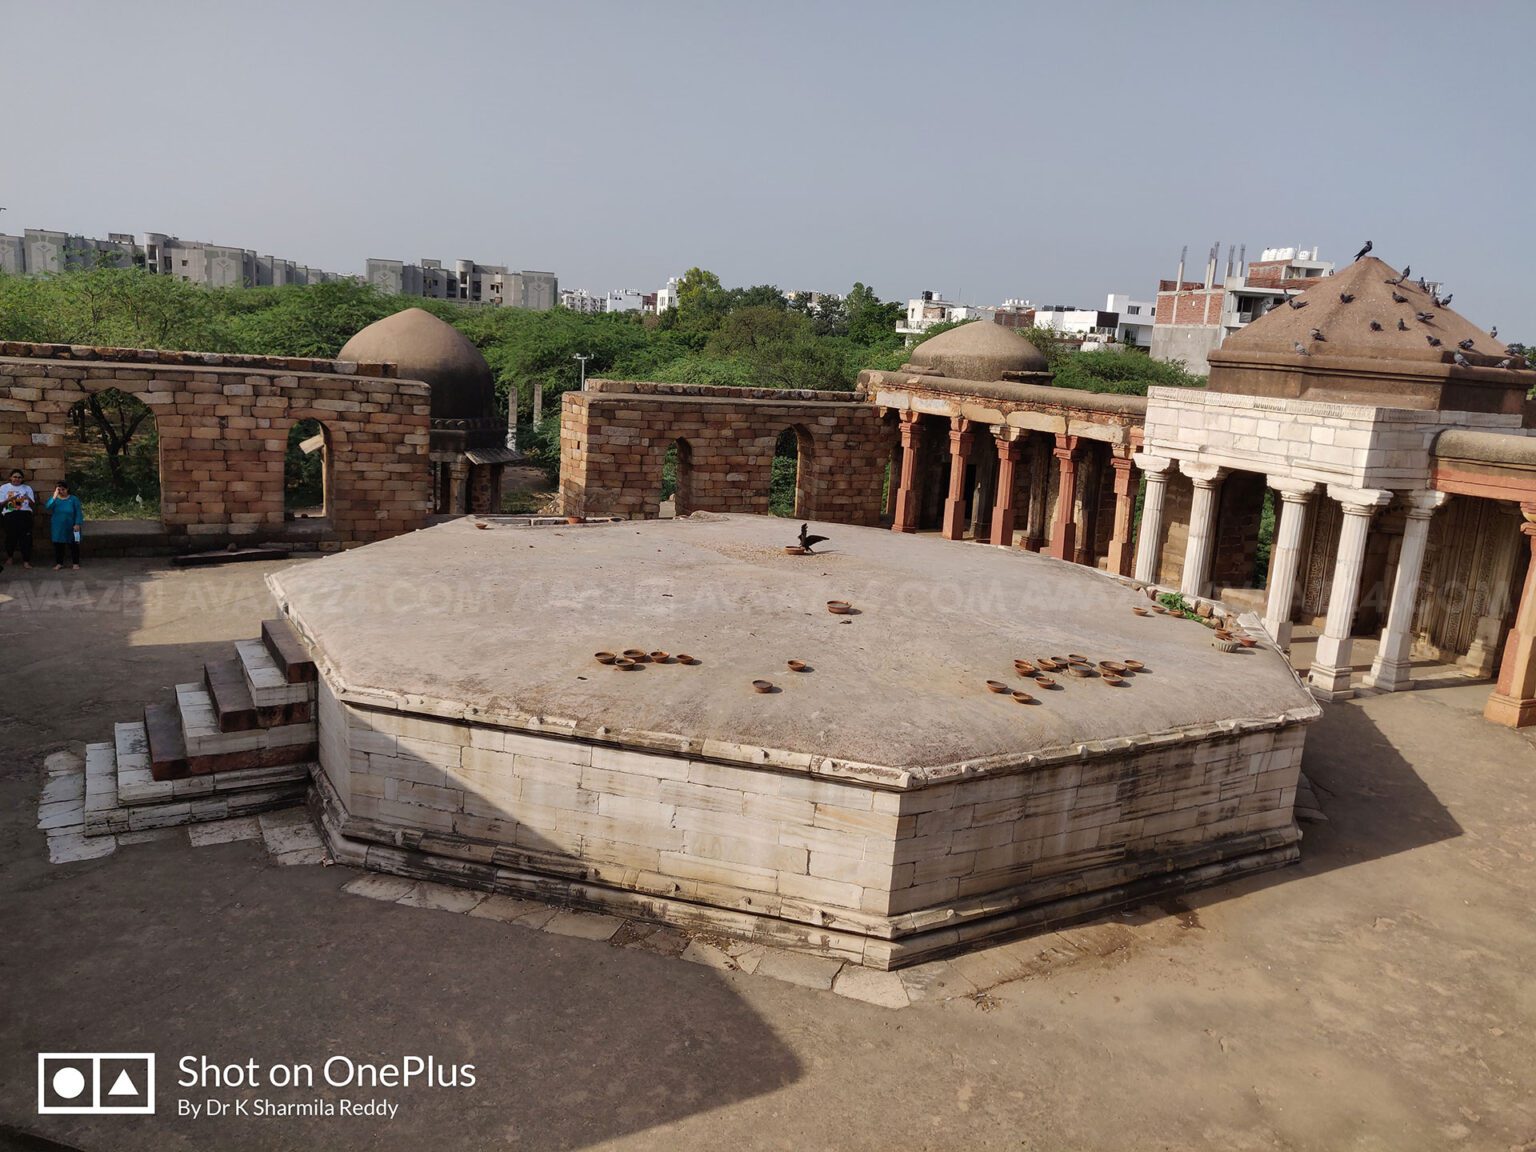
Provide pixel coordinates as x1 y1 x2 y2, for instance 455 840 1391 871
338 308 495 422
907 321 1049 381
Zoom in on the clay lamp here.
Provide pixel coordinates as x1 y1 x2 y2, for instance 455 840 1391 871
1033 674 1058 689
675 654 699 665
1067 653 1088 663
622 649 650 662
1213 628 1233 641
787 660 810 673
1066 664 1094 678
1123 660 1146 673
1238 636 1258 648
474 522 490 530
1011 691 1036 705
1013 660 1037 675
1099 660 1129 676
612 657 638 670
649 651 671 663
752 679 775 693
1131 606 1151 616
784 545 809 555
1101 674 1127 687
985 680 1010 694
1037 657 1064 672
594 651 617 665
826 600 853 615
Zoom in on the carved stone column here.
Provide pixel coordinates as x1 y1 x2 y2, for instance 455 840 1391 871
1048 434 1079 561
1365 492 1450 691
1309 486 1393 700
1105 449 1138 576
1262 478 1318 648
892 412 923 533
989 433 1022 547
941 417 974 541
1486 504 1536 728
1132 453 1171 583
1178 461 1227 599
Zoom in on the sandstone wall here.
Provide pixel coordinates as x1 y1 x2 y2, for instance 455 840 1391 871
559 380 892 524
0 342 433 547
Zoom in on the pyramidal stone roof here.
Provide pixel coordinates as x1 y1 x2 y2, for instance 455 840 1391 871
1224 256 1505 367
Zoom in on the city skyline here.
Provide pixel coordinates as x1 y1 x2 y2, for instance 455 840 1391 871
5 1 1533 333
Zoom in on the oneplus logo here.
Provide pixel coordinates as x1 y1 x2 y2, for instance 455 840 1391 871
38 1053 155 1114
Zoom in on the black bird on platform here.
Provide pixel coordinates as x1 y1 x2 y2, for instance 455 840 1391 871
1293 341 1310 356
1416 311 1435 323
1458 338 1475 351
1398 319 1410 331
1353 241 1373 262
1426 335 1442 347
1369 320 1383 331
1497 359 1513 369
1288 296 1307 310
1440 293 1452 307
1453 351 1471 368
1339 292 1355 303
1392 292 1408 304
1490 326 1498 340
1310 327 1327 342
798 523 829 553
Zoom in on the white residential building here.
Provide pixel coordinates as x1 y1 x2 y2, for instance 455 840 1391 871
367 257 557 309
559 289 604 313
605 289 645 314
654 277 681 314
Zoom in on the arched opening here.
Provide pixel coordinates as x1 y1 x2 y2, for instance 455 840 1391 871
771 426 812 518
65 387 160 521
659 438 692 519
285 418 330 519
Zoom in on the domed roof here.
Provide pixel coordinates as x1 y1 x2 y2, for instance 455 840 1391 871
1225 257 1503 366
338 308 495 422
907 321 1049 380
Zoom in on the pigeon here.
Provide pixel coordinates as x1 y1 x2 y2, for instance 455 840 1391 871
798 523 829 553
1418 277 1428 291
1490 326 1498 340
1426 335 1442 347
1369 320 1383 331
1453 351 1470 367
1416 311 1435 323
1288 297 1308 310
1392 292 1408 304
1293 341 1310 356
1310 327 1327 342
1497 359 1513 369
1402 265 1410 280
1339 292 1355 303
1353 241 1373 262
1457 339 1475 351
1440 293 1452 307
1398 319 1409 331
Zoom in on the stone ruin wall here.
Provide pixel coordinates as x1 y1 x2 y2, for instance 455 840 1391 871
0 342 434 548
560 380 892 524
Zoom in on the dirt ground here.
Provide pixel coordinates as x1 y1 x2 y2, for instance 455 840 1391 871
2 556 1535 1152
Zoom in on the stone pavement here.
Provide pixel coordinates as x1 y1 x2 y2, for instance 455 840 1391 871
4 557 1536 1151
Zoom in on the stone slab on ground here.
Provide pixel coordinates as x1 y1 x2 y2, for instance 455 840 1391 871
187 816 263 847
341 873 417 903
831 965 911 1009
753 948 846 991
395 881 485 915
543 909 624 941
467 895 559 929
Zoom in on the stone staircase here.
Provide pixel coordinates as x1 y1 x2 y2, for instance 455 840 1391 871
83 618 320 837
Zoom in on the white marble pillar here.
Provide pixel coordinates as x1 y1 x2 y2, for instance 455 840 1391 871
1364 492 1449 691
1309 486 1393 700
1178 462 1226 600
1132 453 1171 584
1262 478 1317 648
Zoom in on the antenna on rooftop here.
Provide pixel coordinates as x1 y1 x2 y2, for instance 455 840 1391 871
1238 244 1246 274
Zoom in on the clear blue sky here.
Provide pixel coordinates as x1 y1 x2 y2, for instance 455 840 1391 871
6 0 1533 334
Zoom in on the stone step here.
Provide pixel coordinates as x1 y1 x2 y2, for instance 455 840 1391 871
204 658 259 732
175 682 318 769
237 639 315 710
114 721 159 805
205 657 312 733
83 742 127 836
262 617 317 685
144 700 188 781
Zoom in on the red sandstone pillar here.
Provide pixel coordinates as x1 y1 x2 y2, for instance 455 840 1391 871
1486 505 1536 728
989 434 1022 547
1048 434 1079 561
941 418 975 541
892 412 923 533
1105 449 1138 576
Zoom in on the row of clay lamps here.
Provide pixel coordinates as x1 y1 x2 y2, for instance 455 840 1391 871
594 649 700 670
986 654 1146 704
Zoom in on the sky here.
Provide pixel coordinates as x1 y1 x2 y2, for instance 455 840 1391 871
5 0 1534 333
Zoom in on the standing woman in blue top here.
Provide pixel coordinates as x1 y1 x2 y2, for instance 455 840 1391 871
47 481 83 570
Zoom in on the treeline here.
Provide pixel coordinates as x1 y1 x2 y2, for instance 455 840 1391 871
0 265 1208 428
